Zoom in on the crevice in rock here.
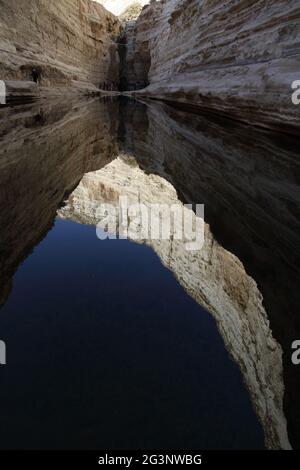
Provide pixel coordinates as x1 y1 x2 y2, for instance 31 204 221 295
117 18 151 91
118 28 128 91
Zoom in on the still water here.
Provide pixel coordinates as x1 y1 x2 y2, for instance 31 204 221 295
0 97 299 449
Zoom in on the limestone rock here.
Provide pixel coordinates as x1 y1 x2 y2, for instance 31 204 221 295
129 0 300 133
0 0 121 94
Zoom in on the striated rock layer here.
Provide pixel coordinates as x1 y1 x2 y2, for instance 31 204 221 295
0 0 120 94
58 155 291 449
129 0 300 133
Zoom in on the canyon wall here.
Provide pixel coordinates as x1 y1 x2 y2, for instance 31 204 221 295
0 0 120 94
130 0 300 133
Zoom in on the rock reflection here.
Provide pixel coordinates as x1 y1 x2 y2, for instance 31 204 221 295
117 99 300 449
0 99 119 305
58 154 290 449
0 97 299 449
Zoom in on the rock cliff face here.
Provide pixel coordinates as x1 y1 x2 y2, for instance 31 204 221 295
0 0 120 94
128 0 300 133
1 0 298 130
58 155 291 450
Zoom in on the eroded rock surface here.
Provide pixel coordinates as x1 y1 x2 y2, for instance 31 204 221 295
0 0 120 94
128 0 300 133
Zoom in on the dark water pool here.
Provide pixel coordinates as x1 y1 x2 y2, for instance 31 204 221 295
1 95 298 449
0 219 263 449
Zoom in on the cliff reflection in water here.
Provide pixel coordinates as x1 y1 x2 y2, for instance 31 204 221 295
117 99 300 449
0 99 119 305
0 97 299 449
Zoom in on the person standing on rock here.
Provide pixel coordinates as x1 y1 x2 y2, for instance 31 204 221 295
31 68 40 85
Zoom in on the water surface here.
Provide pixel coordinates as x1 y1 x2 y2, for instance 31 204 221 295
0 219 263 449
0 97 299 449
